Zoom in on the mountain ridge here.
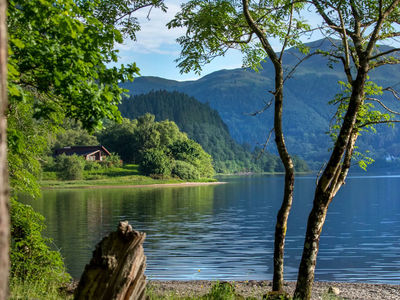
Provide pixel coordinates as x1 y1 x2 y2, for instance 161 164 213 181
121 38 400 169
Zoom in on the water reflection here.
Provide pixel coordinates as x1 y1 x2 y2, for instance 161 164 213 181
20 175 400 283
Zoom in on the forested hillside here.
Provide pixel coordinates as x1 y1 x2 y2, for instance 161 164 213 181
121 39 400 170
119 91 309 173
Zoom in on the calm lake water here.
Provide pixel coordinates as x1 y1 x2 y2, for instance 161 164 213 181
20 174 400 283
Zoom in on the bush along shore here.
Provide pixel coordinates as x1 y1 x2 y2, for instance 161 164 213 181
40 162 218 189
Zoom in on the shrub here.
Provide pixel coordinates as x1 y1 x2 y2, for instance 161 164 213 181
55 154 85 180
101 153 123 168
139 148 172 177
41 155 56 172
10 198 70 286
41 171 57 180
84 161 101 171
206 282 237 300
172 160 200 180
170 139 214 178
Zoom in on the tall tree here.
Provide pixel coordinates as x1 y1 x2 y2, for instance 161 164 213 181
5 0 166 296
168 0 309 292
294 1 400 299
0 0 9 297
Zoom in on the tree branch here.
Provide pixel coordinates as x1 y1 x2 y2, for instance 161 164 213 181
246 98 273 116
113 3 157 22
337 7 352 82
349 0 361 36
366 0 400 57
312 0 354 37
359 119 400 128
384 87 400 100
369 48 400 60
283 52 317 83
365 97 400 115
256 128 275 160
378 32 400 39
279 2 294 61
371 58 400 68
242 0 278 64
331 130 358 197
224 32 254 45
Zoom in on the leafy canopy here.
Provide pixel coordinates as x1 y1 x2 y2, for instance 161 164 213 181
168 0 310 74
8 0 139 130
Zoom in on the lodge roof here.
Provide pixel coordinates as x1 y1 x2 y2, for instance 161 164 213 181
54 145 111 157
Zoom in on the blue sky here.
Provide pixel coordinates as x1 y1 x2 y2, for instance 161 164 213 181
114 0 325 81
115 0 247 81
113 1 399 82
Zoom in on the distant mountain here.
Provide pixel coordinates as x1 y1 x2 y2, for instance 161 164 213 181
121 39 400 169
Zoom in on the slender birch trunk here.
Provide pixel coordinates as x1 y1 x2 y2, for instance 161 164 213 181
272 64 295 292
294 68 368 299
242 0 295 291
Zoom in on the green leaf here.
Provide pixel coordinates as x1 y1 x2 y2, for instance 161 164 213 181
11 38 25 49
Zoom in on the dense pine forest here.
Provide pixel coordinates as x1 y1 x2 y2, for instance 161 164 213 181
120 90 310 173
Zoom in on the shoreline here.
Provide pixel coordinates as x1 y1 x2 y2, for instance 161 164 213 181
41 181 227 190
147 280 400 300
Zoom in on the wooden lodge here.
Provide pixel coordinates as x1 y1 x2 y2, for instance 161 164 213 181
54 145 111 161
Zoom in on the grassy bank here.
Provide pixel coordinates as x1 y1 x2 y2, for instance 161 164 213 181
40 164 217 189
9 277 73 300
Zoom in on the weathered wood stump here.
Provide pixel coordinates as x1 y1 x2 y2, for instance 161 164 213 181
74 221 147 300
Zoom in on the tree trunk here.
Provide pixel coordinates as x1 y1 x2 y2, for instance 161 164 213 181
273 170 294 291
272 66 295 292
293 190 330 299
0 0 9 298
74 221 147 300
293 65 368 300
241 2 296 291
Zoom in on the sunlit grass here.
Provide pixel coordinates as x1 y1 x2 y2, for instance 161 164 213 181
9 277 72 300
41 164 216 189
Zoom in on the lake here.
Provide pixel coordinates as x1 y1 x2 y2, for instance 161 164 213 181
20 174 400 283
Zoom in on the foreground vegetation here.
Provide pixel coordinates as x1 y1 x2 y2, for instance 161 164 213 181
10 277 72 300
9 280 344 300
4 0 399 299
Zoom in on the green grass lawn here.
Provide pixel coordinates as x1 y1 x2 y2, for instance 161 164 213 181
40 164 216 189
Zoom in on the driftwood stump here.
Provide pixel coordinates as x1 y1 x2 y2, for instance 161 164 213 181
74 221 147 300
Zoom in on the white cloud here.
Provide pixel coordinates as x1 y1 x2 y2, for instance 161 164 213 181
116 0 185 56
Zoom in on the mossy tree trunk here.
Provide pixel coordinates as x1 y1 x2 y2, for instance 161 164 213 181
0 0 9 298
